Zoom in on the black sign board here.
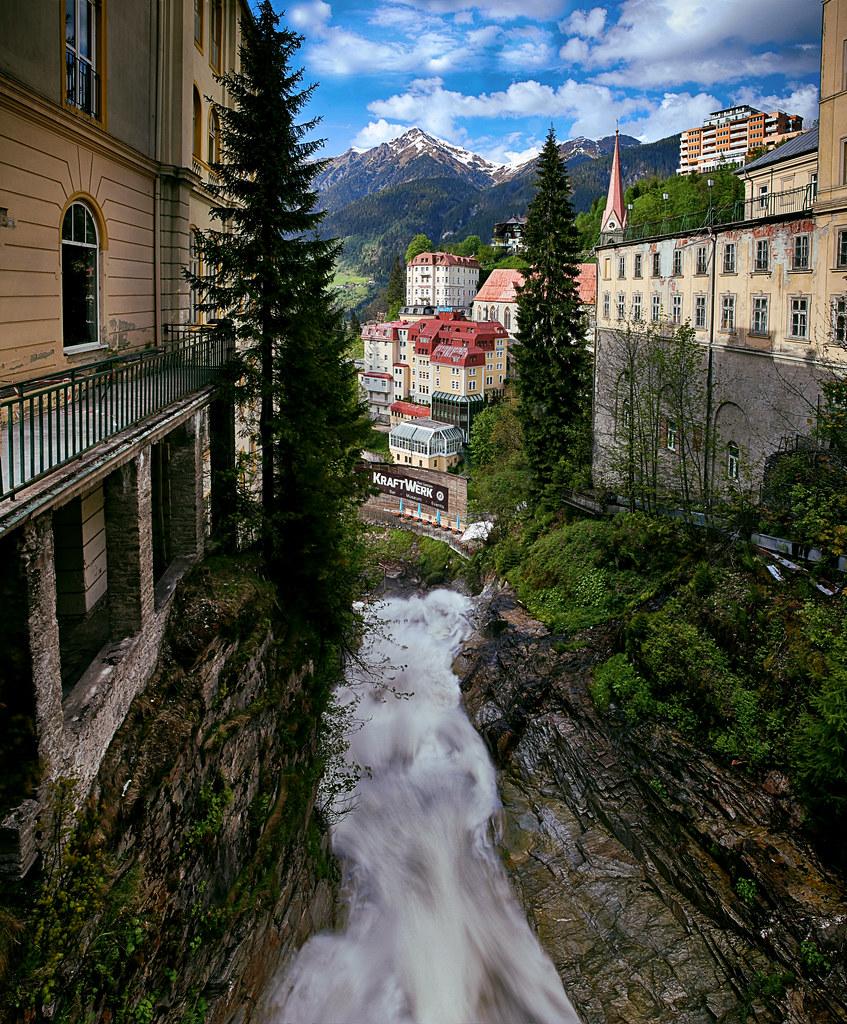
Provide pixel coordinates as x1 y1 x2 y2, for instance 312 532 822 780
370 468 449 511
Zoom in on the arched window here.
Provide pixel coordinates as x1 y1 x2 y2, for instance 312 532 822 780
210 0 223 71
61 201 99 348
192 87 202 159
489 305 496 321
503 307 511 331
189 230 203 324
727 441 740 480
208 107 220 165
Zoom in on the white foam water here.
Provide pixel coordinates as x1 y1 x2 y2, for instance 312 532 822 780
261 589 580 1024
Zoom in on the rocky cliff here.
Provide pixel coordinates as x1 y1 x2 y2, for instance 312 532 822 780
1 557 336 1023
456 583 847 1024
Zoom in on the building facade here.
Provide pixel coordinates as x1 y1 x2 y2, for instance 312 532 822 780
0 0 246 876
593 0 847 498
678 105 804 175
406 252 481 310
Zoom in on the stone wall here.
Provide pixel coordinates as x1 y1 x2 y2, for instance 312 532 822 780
1 558 336 1022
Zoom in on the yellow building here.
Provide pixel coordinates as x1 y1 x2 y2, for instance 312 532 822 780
593 0 847 494
0 0 246 381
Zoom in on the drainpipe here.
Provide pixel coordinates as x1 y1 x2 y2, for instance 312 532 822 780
152 0 163 346
702 228 717 512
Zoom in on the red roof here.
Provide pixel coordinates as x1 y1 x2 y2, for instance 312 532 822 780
408 251 481 270
390 401 429 417
576 263 597 305
474 269 524 304
361 371 392 380
431 343 486 367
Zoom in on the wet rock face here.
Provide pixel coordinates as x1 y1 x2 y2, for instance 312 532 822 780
458 584 847 1024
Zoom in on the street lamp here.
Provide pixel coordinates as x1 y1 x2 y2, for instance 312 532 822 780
706 177 715 224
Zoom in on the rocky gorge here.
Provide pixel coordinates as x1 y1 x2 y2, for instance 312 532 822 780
452 580 847 1024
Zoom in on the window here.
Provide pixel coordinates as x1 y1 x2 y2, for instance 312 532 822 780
208 108 220 165
194 0 203 47
61 201 99 348
468 367 476 375
651 294 661 323
616 292 625 321
723 243 736 274
189 231 202 323
727 442 739 480
838 229 847 269
720 294 735 331
843 139 847 186
695 246 708 275
666 419 678 452
752 296 769 335
632 293 642 321
652 252 661 277
486 375 493 385
672 249 682 276
792 234 810 270
672 294 682 324
790 297 809 339
603 292 610 319
488 305 496 321
192 87 202 160
503 308 511 330
695 295 706 329
65 0 101 118
210 0 222 69
758 184 769 211
618 255 626 279
833 297 847 345
468 380 476 391
809 173 818 203
603 258 611 280
754 239 769 272
634 254 642 278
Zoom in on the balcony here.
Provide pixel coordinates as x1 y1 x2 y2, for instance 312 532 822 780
622 185 816 242
65 51 100 118
0 330 232 501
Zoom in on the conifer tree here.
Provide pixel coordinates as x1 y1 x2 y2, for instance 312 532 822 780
384 256 406 318
188 2 369 641
515 127 591 497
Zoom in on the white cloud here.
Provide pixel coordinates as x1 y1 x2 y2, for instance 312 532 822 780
559 37 590 64
307 26 465 75
566 0 820 88
467 25 501 47
732 84 820 125
352 119 414 149
368 77 639 141
397 0 569 19
288 0 332 35
620 91 721 141
561 6 606 38
476 133 543 167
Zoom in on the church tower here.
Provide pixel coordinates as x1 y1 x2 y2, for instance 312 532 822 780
600 129 627 244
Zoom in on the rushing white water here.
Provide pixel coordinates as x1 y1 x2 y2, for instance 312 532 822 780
262 589 580 1024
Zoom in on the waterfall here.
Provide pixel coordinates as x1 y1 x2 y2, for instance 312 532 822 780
262 589 580 1024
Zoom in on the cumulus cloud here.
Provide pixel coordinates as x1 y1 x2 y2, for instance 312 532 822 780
620 91 722 141
559 37 590 64
368 77 639 140
561 6 606 38
352 119 414 149
391 0 569 20
289 0 332 35
308 26 465 75
568 0 820 87
732 83 820 125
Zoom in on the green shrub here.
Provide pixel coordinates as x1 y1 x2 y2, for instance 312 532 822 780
736 877 757 906
591 654 655 724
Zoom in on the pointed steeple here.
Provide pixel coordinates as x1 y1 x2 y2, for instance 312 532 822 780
600 129 626 241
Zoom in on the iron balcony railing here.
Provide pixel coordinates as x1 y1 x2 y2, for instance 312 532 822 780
623 184 816 242
65 51 101 119
0 330 232 501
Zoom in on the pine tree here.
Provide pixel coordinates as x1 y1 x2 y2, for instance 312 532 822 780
188 2 369 642
515 127 591 497
384 256 406 318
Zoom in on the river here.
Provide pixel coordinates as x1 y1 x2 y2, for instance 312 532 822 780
261 588 579 1024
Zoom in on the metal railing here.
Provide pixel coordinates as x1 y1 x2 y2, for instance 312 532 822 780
623 185 816 242
65 51 100 118
0 330 232 500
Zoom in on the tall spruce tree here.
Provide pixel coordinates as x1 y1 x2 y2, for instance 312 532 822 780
384 256 406 318
189 2 369 642
515 127 591 497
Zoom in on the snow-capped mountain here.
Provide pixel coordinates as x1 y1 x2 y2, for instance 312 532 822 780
315 128 643 212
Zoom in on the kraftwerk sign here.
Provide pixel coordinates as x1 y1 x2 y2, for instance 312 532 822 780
370 469 449 511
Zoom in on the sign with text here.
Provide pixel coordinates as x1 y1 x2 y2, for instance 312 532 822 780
370 468 449 511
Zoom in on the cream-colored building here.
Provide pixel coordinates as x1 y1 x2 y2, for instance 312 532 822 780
0 0 245 381
406 252 480 310
593 0 847 495
388 418 464 472
360 319 413 418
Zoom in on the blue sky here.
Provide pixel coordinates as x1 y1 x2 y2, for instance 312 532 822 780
278 0 822 166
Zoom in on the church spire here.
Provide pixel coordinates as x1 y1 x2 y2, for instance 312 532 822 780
600 129 626 241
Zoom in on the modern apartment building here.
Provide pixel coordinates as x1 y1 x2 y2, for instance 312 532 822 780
406 252 481 310
0 0 246 876
678 105 804 175
593 0 846 497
